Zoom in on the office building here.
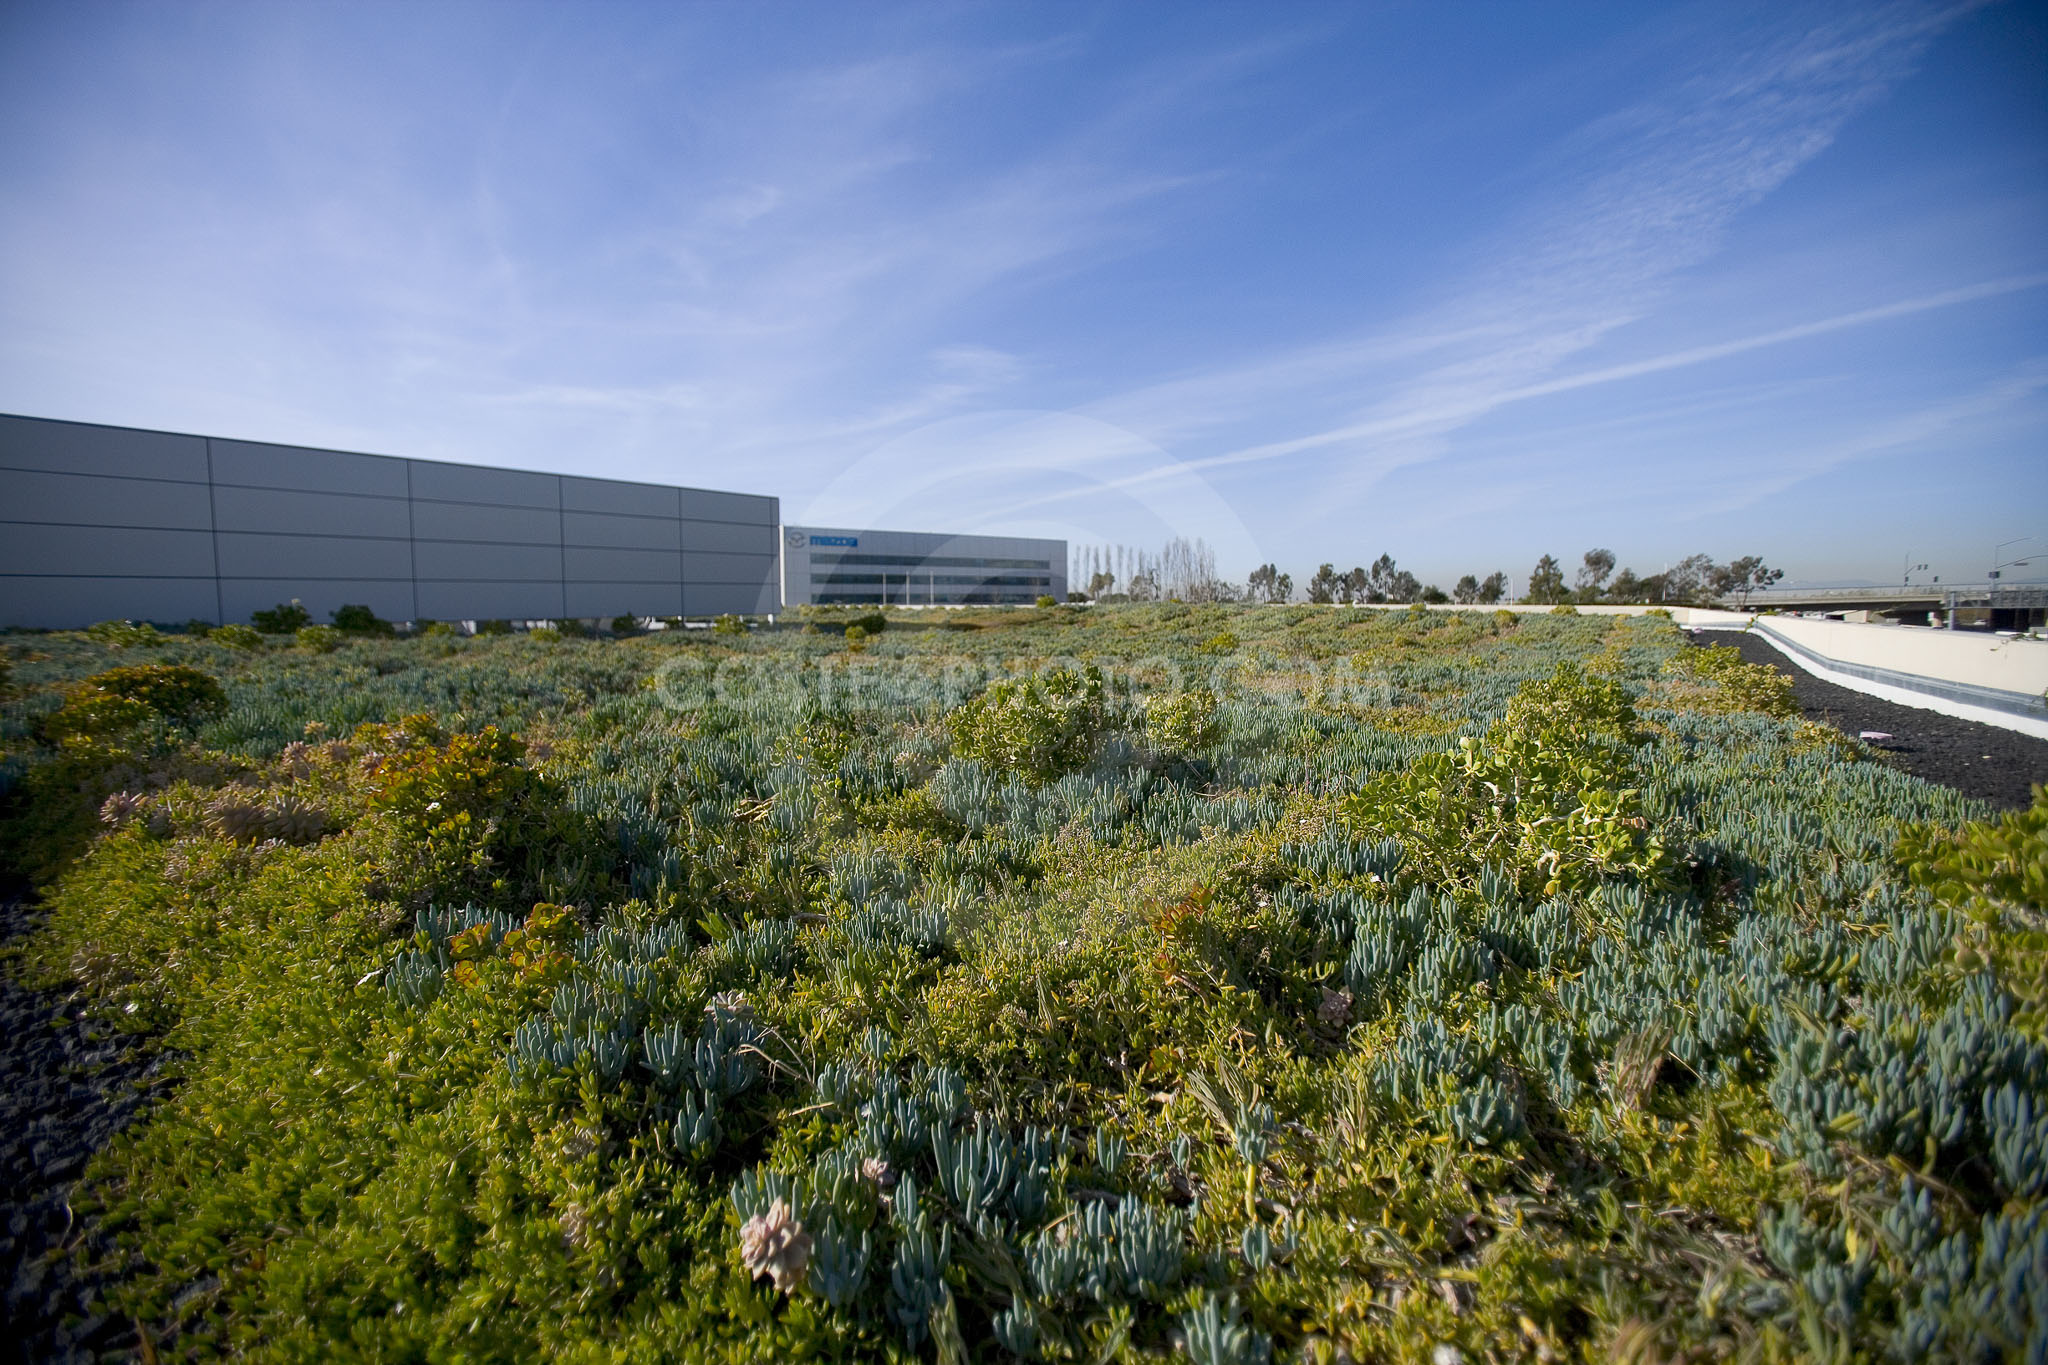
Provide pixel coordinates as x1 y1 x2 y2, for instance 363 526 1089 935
780 525 1066 607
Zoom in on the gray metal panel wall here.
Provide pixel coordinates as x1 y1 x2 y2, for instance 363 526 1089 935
411 500 561 545
0 525 216 578
566 582 684 618
210 438 408 497
0 414 782 627
563 512 680 552
684 550 778 584
0 413 208 483
413 541 563 582
563 476 681 518
212 486 412 539
415 581 566 621
565 547 679 581
215 533 411 580
684 582 778 616
682 519 776 555
0 469 215 531
6 579 220 629
681 489 775 526
409 461 558 509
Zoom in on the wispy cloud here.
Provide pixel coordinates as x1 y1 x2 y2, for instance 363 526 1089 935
0 1 2037 585
1085 4 1977 495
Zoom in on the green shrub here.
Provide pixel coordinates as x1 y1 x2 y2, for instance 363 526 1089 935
847 611 887 635
296 625 342 653
947 665 1111 783
712 613 748 636
1896 784 2048 1030
84 619 163 648
330 603 395 636
1664 643 1798 720
610 614 640 636
1339 661 1667 897
40 691 156 747
418 620 457 638
43 663 228 745
1036 594 1058 608
1144 688 1221 755
208 623 265 649
474 618 513 636
251 600 312 634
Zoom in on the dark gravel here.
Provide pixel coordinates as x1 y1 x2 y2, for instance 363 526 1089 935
1692 629 2048 811
0 887 162 1365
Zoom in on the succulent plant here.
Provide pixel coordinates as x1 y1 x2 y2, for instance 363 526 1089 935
737 1199 812 1293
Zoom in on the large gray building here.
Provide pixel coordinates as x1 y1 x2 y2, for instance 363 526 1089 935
0 414 779 629
781 525 1066 607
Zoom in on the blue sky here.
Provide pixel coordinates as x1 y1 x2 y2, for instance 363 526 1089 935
2 1 2042 591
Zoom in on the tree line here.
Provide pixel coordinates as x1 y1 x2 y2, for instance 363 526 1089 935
1519 550 1783 607
1074 540 1781 607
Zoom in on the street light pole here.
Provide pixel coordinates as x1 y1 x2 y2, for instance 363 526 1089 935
1984 536 2038 630
1991 536 2035 580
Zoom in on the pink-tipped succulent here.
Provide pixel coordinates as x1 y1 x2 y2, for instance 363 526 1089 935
738 1199 812 1292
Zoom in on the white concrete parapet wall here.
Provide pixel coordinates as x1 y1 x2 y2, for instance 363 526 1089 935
1751 616 2048 697
1744 615 2048 739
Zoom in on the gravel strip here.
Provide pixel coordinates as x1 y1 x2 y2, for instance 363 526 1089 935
1 887 161 1365
1692 629 2048 811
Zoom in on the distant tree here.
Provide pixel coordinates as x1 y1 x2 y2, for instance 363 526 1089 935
1364 553 1399 604
1087 571 1115 599
1477 571 1508 604
1246 564 1292 603
1159 537 1221 600
1307 564 1342 604
1452 574 1481 605
1127 571 1159 601
1419 584 1450 604
1712 555 1785 608
1340 566 1368 605
1575 548 1616 602
1607 568 1644 603
1662 553 1718 605
1387 570 1421 602
1524 555 1568 604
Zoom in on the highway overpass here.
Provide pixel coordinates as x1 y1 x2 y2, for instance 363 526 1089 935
1735 583 2047 631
